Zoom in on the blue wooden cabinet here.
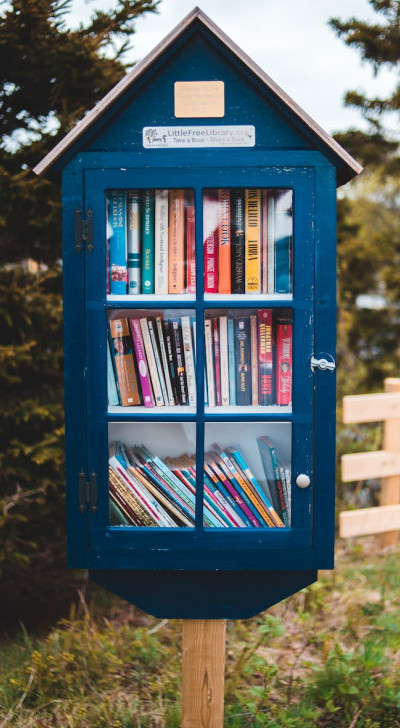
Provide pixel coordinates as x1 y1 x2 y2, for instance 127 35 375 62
34 8 361 618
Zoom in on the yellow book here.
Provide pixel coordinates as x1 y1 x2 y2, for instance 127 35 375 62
245 188 261 293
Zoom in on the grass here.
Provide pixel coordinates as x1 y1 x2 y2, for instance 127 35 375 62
1 540 400 727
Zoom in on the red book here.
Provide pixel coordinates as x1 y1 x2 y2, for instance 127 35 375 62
218 188 231 294
186 192 196 293
212 317 222 406
203 191 218 293
258 309 274 405
276 317 292 406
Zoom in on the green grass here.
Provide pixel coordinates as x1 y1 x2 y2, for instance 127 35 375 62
1 542 400 727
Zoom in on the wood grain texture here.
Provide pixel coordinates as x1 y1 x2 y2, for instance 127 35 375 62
182 620 226 728
339 504 400 538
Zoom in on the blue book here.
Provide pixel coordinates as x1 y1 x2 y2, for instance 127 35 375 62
141 190 155 294
107 338 120 406
108 189 127 294
274 190 292 294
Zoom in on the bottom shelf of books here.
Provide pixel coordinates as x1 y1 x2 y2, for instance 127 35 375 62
108 421 291 529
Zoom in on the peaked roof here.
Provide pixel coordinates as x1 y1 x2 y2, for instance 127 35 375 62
33 6 362 183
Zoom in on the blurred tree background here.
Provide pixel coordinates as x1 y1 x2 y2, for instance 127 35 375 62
0 0 159 628
0 0 399 630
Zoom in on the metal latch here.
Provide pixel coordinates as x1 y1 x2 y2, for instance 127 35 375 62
74 209 94 253
311 355 336 372
79 470 98 513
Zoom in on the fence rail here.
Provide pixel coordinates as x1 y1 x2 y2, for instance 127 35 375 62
340 378 400 545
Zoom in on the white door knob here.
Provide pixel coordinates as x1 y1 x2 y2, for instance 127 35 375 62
296 473 311 488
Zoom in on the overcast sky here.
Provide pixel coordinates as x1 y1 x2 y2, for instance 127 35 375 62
69 0 398 137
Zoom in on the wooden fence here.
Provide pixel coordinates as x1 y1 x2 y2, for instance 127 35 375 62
340 378 400 546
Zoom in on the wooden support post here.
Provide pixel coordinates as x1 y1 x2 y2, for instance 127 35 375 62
381 378 400 547
182 619 226 728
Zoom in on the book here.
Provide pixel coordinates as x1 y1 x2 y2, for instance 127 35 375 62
230 189 245 294
250 314 259 406
219 315 230 406
109 318 141 406
186 191 196 293
204 318 215 407
226 446 284 527
148 318 169 406
181 315 196 407
140 317 164 406
162 318 181 405
156 315 175 406
233 315 251 406
168 189 185 293
108 189 127 294
227 317 236 406
245 188 261 293
276 317 292 406
127 190 141 294
171 318 187 405
154 189 169 294
258 309 274 406
107 338 120 406
212 317 222 407
218 188 231 294
274 190 293 294
256 436 289 526
267 194 275 293
141 190 155 294
203 191 219 293
129 317 154 408
261 190 269 294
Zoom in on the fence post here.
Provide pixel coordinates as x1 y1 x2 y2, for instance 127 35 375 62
381 377 400 547
182 619 226 727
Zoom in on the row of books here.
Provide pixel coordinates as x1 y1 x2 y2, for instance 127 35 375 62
204 188 292 295
107 309 292 408
107 188 195 295
109 439 291 528
106 187 293 297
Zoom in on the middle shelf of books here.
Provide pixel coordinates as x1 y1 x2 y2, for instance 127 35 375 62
108 421 291 530
107 306 293 413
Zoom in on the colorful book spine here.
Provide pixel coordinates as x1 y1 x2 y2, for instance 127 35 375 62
168 189 185 293
154 189 169 294
203 191 218 293
171 319 187 405
267 194 275 293
230 189 245 294
274 189 293 294
156 315 175 406
256 436 289 526
212 317 222 407
107 338 120 406
181 315 196 407
204 318 215 407
141 190 155 294
109 318 141 406
129 317 154 407
108 189 127 294
234 316 251 406
276 317 292 405
250 314 258 406
245 188 261 293
218 315 229 406
218 188 231 294
127 190 141 294
162 319 180 405
261 190 269 293
148 318 169 407
186 192 196 293
258 309 274 406
227 447 284 527
140 318 164 406
227 317 236 406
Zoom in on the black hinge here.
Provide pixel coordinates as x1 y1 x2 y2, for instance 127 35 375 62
78 470 98 513
74 209 94 253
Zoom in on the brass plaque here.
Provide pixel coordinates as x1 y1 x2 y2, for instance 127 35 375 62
174 81 225 118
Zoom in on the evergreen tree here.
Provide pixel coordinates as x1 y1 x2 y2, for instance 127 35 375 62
0 0 159 628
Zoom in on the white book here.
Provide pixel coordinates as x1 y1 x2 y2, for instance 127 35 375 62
127 190 141 294
140 318 164 406
267 194 275 294
181 315 196 407
204 319 215 407
219 315 229 406
154 189 169 294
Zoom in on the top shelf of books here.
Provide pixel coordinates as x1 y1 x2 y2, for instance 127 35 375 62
106 187 293 299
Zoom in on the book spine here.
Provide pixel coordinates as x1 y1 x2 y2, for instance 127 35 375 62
140 317 164 406
228 447 284 527
203 191 218 293
212 317 222 406
162 319 180 405
141 190 155 294
218 188 231 294
215 449 264 527
206 458 253 527
274 189 293 294
107 337 120 406
204 318 215 407
109 318 141 405
258 309 274 406
227 317 236 406
261 189 268 293
276 317 293 406
129 317 154 407
185 191 196 293
127 190 141 294
168 189 185 293
148 318 169 406
234 315 251 406
156 315 175 406
250 314 258 406
171 319 187 405
258 438 288 526
154 189 169 294
219 315 230 406
181 315 196 407
231 189 245 293
108 189 127 294
267 194 275 293
245 188 261 293
204 462 247 527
